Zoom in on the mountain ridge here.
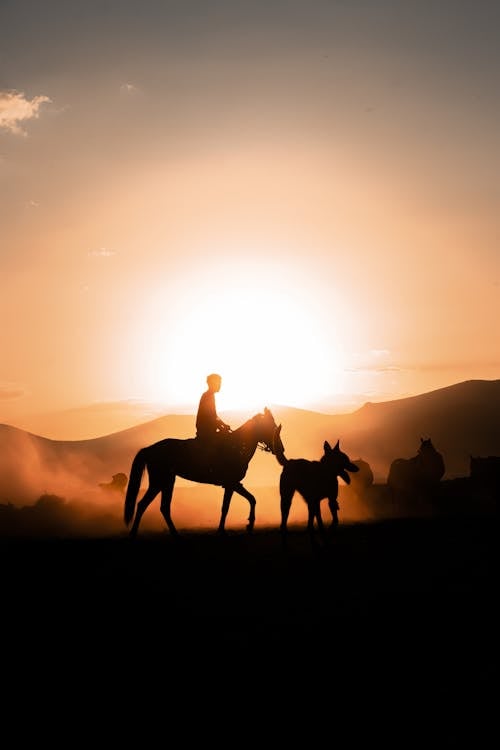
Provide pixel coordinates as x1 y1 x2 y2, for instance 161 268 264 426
1 379 499 506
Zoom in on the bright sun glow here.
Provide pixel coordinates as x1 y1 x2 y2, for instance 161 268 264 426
134 254 348 412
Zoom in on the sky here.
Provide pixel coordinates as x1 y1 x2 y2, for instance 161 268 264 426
1 0 499 434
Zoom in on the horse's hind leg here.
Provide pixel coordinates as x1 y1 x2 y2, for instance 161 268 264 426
217 487 234 534
159 475 178 537
233 483 256 533
129 486 159 539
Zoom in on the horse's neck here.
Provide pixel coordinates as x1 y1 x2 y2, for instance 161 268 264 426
230 424 258 459
420 448 440 463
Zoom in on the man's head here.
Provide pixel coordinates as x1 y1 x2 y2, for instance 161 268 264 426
206 373 222 391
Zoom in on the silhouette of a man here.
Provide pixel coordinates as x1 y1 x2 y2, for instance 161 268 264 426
196 373 231 471
196 373 231 438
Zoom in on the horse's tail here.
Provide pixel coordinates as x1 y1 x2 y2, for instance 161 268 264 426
124 448 147 526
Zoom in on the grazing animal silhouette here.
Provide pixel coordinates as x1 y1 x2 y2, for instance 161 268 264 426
347 458 374 499
387 437 445 502
99 472 128 494
276 439 359 537
470 455 500 509
124 408 283 538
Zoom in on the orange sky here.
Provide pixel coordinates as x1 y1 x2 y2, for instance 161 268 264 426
1 1 499 436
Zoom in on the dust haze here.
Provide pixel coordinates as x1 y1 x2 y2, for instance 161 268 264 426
1 380 499 536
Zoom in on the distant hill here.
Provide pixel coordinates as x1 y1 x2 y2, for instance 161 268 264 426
1 379 499 507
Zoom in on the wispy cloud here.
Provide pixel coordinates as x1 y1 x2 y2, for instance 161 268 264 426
0 89 52 136
120 82 138 94
0 383 25 401
87 247 116 257
344 366 404 375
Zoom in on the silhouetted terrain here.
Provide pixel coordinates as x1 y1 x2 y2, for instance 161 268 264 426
1 384 497 733
2 518 496 739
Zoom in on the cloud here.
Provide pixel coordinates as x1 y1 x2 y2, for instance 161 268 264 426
0 89 52 136
0 383 25 401
88 247 116 257
120 82 138 94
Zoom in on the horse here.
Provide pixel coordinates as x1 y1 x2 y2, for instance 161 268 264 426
387 437 445 503
345 458 374 500
98 472 128 494
124 407 284 538
276 439 359 539
470 455 500 509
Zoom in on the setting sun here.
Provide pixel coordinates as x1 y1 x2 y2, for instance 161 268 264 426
1 0 498 436
136 255 344 412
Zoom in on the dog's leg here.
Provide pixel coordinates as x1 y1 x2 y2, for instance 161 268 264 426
306 501 326 547
313 501 326 535
328 496 340 527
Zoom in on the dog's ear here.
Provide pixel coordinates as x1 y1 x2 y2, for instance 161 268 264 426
334 439 340 451
324 440 331 452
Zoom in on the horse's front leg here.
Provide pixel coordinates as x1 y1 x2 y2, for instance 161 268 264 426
233 482 256 533
218 486 234 534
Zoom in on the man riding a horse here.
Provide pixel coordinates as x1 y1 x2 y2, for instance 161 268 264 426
123 371 284 537
124 406 284 537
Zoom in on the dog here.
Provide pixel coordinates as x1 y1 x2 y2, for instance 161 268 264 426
277 439 359 536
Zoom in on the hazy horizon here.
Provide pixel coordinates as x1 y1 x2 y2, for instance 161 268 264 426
2 375 499 441
1 376 498 534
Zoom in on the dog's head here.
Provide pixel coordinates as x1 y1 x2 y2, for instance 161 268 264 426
321 439 360 484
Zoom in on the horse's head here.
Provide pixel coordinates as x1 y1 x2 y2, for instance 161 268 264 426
254 407 285 458
418 436 445 480
419 437 440 455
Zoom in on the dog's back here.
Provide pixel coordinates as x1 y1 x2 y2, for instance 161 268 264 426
280 458 339 503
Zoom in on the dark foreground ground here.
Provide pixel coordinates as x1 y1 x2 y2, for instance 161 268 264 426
1 515 497 742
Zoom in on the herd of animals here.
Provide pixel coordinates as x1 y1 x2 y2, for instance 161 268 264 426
117 407 500 539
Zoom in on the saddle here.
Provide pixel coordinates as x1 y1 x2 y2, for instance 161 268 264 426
194 432 238 484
